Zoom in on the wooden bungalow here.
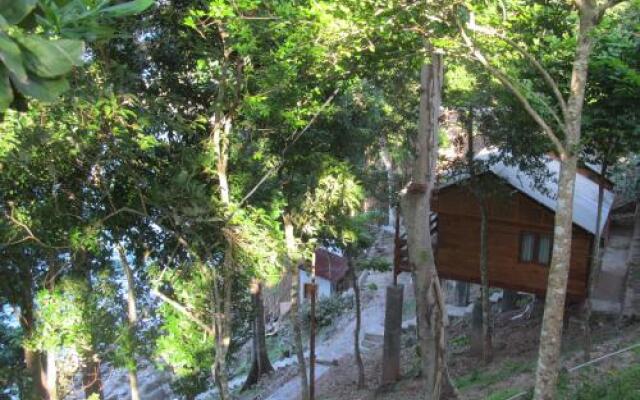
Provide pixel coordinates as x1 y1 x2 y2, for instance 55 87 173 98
432 149 615 300
299 248 349 302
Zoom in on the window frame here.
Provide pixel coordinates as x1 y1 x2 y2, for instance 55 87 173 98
519 231 553 266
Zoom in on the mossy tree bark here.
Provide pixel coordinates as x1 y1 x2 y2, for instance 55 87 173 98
18 267 48 399
400 53 450 399
284 213 309 400
583 162 607 361
117 245 140 400
348 254 365 389
242 280 274 389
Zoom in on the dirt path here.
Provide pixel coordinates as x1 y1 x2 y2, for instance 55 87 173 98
264 270 400 400
264 229 406 400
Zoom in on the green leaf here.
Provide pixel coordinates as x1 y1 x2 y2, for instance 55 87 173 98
10 72 69 102
0 66 14 111
0 0 36 24
0 34 27 83
99 0 154 18
14 35 84 78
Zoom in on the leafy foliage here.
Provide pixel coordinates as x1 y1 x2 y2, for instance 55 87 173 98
0 0 153 112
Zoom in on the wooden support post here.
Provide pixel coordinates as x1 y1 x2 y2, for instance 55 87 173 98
309 252 317 400
382 284 404 385
470 297 483 358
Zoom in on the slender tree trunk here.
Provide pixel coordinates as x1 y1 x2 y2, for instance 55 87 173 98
618 200 640 320
627 202 640 268
18 268 48 399
42 260 60 400
401 54 449 399
583 162 607 361
380 135 396 227
118 245 141 400
213 116 231 205
81 354 103 400
242 280 274 389
284 213 309 400
348 255 365 389
211 111 234 400
533 5 597 398
23 349 47 400
81 265 104 400
45 350 58 400
212 249 233 400
466 105 492 363
479 202 493 363
533 155 578 399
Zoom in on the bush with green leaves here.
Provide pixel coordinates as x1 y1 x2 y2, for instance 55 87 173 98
26 272 120 370
302 294 354 329
0 0 153 112
154 303 215 399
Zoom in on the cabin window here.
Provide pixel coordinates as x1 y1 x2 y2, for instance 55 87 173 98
537 235 552 264
520 233 536 262
520 232 552 265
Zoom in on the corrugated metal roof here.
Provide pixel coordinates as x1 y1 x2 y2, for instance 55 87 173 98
443 148 615 235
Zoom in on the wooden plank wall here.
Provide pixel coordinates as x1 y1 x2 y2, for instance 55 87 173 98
433 179 592 299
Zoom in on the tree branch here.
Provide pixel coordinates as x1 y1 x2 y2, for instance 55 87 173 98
151 288 215 336
465 22 568 121
3 207 67 249
457 20 566 155
236 86 342 209
598 0 627 19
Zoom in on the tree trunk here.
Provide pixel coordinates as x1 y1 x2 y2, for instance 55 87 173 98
533 4 597 398
213 115 231 205
242 280 274 390
533 153 579 400
81 353 103 400
211 110 234 400
212 249 233 400
618 200 640 320
583 162 607 361
628 201 640 268
118 245 140 400
380 135 396 227
479 202 493 364
348 255 365 389
42 261 60 400
466 104 492 363
45 350 58 400
24 349 47 400
401 54 448 399
284 213 309 400
18 268 48 399
76 258 104 400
